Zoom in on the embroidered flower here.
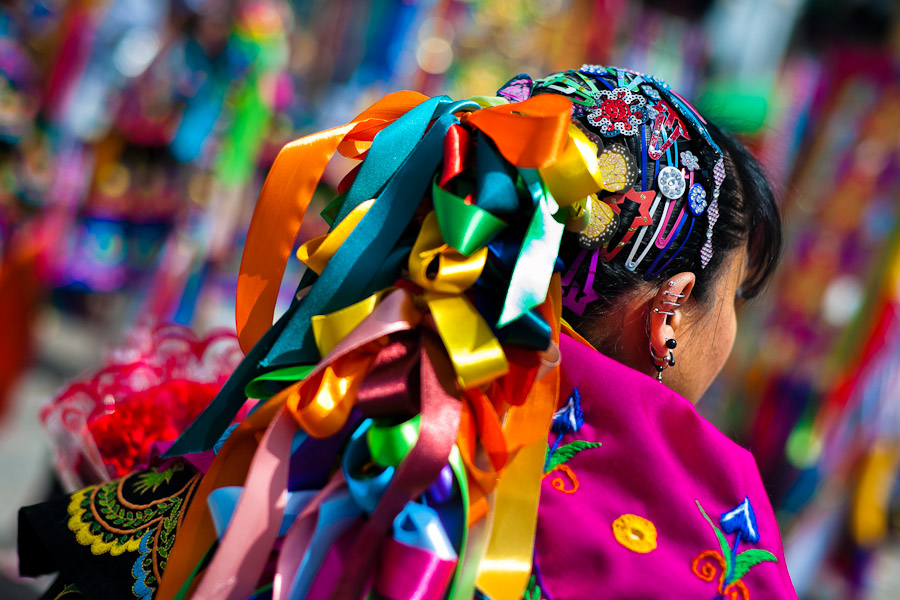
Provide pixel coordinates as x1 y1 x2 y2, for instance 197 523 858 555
691 499 778 598
587 87 649 137
612 514 658 553
680 150 700 171
542 388 602 494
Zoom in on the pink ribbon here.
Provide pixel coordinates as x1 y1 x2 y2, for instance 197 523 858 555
374 538 458 600
273 473 348 600
190 407 297 600
306 523 370 599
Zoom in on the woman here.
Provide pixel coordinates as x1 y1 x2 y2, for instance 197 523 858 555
19 66 797 599
531 70 796 599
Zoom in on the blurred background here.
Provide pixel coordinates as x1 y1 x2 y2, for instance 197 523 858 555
1 0 899 598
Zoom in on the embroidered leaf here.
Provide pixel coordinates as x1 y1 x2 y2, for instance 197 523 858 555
546 440 602 472
732 549 778 582
696 500 733 576
522 575 546 600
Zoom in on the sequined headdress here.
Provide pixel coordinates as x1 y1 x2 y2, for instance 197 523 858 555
498 66 726 315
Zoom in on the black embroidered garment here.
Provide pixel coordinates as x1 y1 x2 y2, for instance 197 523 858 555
19 461 200 600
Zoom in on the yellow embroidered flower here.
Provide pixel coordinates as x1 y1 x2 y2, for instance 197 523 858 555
612 513 658 553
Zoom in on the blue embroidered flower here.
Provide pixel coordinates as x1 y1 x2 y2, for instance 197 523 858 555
720 497 760 544
551 388 584 436
692 497 777 595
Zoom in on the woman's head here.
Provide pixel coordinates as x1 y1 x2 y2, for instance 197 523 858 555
516 67 782 401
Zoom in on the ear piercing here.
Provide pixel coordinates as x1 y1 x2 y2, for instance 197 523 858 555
651 285 681 381
650 339 677 382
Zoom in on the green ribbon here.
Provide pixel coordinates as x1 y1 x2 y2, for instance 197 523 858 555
368 416 421 468
447 445 470 600
320 191 348 227
244 365 315 399
497 169 564 328
433 178 507 256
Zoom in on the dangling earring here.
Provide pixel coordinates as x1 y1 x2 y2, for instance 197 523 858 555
649 284 681 382
650 340 676 382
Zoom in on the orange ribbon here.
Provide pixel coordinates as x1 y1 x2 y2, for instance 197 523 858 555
235 91 429 353
465 94 572 169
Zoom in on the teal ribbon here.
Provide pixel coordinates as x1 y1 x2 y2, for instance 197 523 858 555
166 98 453 454
497 169 564 327
166 307 294 455
333 96 451 226
474 134 519 216
264 109 458 368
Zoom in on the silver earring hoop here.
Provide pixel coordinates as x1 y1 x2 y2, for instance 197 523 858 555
650 342 676 382
664 290 685 298
653 308 676 316
649 343 669 362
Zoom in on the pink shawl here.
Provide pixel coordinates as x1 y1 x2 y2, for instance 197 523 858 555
533 334 798 599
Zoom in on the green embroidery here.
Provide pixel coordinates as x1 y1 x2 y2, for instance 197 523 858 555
696 500 733 575
732 548 778 582
545 440 602 473
134 462 184 495
67 462 199 599
691 499 779 598
522 574 547 600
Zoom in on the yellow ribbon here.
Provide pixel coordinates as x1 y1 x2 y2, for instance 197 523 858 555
468 96 510 108
852 440 900 546
537 123 603 207
409 212 510 389
296 198 375 274
311 289 388 357
427 295 509 390
475 274 562 600
409 211 487 295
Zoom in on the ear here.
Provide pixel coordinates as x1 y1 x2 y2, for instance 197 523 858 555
648 272 696 363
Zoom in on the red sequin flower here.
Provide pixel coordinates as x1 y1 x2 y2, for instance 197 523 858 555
587 87 649 137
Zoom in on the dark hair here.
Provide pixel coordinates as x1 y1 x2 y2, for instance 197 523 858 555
547 73 781 332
